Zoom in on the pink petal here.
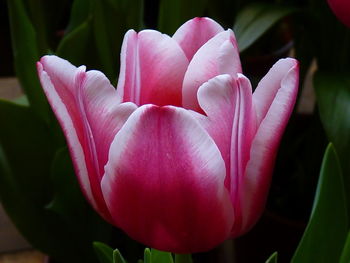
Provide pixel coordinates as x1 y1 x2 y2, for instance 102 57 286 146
196 74 237 179
38 55 136 221
253 58 298 126
238 60 299 234
172 17 224 60
116 29 189 107
182 30 242 112
101 105 234 253
196 74 255 234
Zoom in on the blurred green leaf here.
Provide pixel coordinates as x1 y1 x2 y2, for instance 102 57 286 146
56 0 94 66
94 242 114 263
23 0 51 53
265 252 277 263
0 100 111 263
144 248 151 263
314 72 350 216
92 0 119 80
105 0 144 30
66 0 92 34
307 0 350 72
7 0 49 121
113 249 127 263
151 249 174 263
24 0 71 52
0 99 58 258
340 231 350 263
56 18 94 70
58 0 143 82
234 3 295 52
158 0 208 35
47 146 113 257
291 144 348 263
175 254 193 263
91 0 144 81
13 95 29 106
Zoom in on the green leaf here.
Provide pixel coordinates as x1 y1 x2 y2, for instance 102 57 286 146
234 3 296 52
91 0 144 81
113 249 127 263
94 242 114 263
13 95 29 106
151 249 174 263
314 72 350 216
56 0 98 69
47 147 110 234
24 0 49 53
265 252 278 263
175 254 193 263
91 0 118 80
46 147 85 220
7 0 49 121
144 248 151 263
0 100 60 258
65 0 92 34
56 15 93 66
291 144 348 263
158 0 208 35
340 231 350 263
0 99 111 263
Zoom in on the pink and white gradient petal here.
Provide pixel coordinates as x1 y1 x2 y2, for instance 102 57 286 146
253 58 298 125
173 17 224 60
196 74 255 235
196 74 237 180
101 105 234 253
116 29 189 107
238 61 299 235
182 30 242 112
37 55 136 221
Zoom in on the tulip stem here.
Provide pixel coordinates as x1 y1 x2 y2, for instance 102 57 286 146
174 254 193 263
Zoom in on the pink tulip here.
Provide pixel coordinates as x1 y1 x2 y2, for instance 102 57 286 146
37 17 298 253
327 0 350 28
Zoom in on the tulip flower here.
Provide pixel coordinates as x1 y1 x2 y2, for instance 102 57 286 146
37 17 298 253
327 0 350 28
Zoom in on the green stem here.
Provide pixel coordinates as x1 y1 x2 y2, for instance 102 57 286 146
174 254 193 263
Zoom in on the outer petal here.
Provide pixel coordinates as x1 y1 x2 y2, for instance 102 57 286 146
197 74 236 168
116 30 189 107
196 74 255 234
101 105 234 253
239 60 299 234
182 30 242 112
172 17 224 60
253 58 298 125
37 55 137 221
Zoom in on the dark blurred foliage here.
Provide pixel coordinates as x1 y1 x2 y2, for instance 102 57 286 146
1 0 350 262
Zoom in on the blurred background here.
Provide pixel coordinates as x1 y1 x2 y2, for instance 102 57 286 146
0 0 349 262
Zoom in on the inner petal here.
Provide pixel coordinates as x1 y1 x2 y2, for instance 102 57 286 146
117 30 189 107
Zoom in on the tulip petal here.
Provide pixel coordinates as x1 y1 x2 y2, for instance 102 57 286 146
172 17 224 60
38 55 136 220
239 60 299 234
117 30 189 107
196 75 236 176
182 30 242 112
196 74 255 234
102 105 234 253
253 58 298 125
